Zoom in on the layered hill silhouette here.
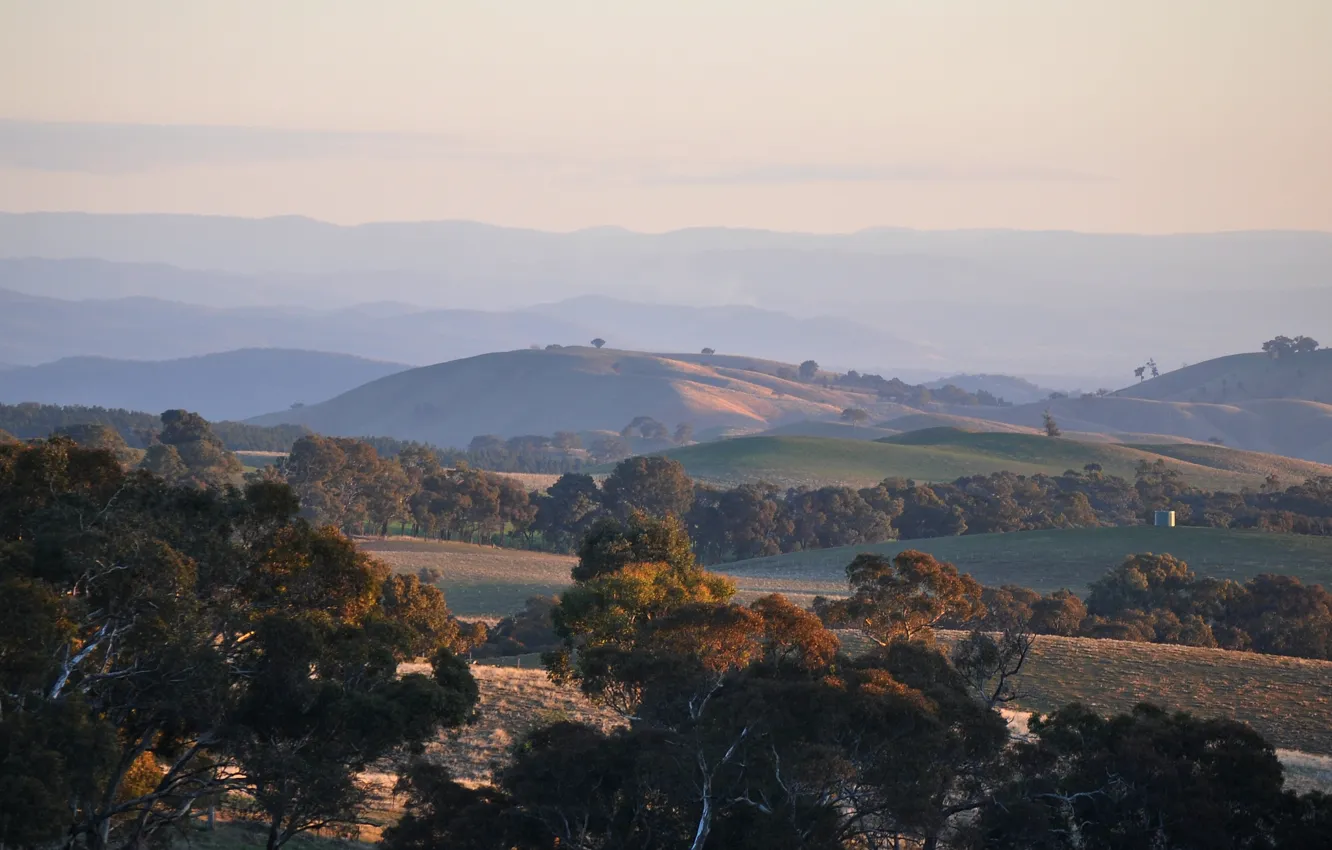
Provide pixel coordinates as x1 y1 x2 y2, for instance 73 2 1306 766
5 214 1330 376
1115 351 1332 404
247 347 920 447
0 349 410 421
239 343 1332 466
0 277 934 373
938 353 1332 463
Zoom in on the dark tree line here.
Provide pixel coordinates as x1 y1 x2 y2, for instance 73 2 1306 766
383 513 1332 850
0 438 481 850
835 371 1012 406
260 433 1332 559
0 402 313 452
966 553 1332 661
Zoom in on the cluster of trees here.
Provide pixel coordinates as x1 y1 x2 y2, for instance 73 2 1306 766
0 438 483 850
1079 554 1332 658
834 371 1011 406
1263 335 1320 358
267 431 1332 559
268 434 536 541
384 515 1332 849
971 555 1332 661
0 402 310 451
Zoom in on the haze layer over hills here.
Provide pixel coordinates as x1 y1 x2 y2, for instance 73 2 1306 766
0 279 934 375
3 214 1329 377
0 349 409 421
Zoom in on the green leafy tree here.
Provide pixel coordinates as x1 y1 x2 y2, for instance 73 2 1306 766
591 337 606 349
155 408 243 487
799 359 820 381
532 472 603 552
0 438 479 850
52 422 137 464
573 510 697 582
980 703 1299 850
819 550 985 644
601 455 695 519
841 407 870 425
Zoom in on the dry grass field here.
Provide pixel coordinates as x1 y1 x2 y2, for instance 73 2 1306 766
359 538 575 617
428 657 1332 796
926 630 1332 755
408 662 624 787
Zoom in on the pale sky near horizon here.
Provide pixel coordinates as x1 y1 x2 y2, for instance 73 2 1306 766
1 0 1329 233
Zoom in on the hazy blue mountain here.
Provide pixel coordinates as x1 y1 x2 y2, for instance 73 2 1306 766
0 286 938 375
0 348 411 421
3 214 1328 375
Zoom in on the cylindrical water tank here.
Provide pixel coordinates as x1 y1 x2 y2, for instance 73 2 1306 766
1154 510 1176 527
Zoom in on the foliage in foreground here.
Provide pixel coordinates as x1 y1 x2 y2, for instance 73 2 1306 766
0 439 479 850
384 514 1332 850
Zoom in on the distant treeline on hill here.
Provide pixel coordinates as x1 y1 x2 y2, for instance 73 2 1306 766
0 403 631 472
264 432 1332 562
0 401 311 451
835 370 1013 406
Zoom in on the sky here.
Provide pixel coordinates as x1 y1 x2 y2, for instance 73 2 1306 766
1 0 1329 233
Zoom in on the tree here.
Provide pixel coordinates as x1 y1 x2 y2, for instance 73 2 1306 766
551 430 582 451
1147 357 1160 378
591 338 606 349
1135 365 1147 382
841 407 870 426
700 347 715 355
0 439 481 849
601 455 695 519
532 473 604 552
798 359 820 381
1030 589 1087 636
141 409 243 488
1042 409 1061 437
589 433 631 464
674 421 695 444
572 510 696 582
620 415 670 441
952 624 1033 709
819 550 984 644
980 703 1298 850
52 423 137 464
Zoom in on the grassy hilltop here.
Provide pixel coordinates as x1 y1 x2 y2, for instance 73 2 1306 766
653 427 1332 489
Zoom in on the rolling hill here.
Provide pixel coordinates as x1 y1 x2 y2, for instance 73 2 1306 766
652 428 1332 489
1117 350 1332 404
247 347 914 448
946 394 1332 463
0 348 410 421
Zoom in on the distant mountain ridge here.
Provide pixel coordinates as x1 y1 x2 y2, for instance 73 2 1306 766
4 213 1329 375
0 282 937 373
0 349 410 421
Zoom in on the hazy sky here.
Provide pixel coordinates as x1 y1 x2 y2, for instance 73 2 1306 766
2 0 1329 232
